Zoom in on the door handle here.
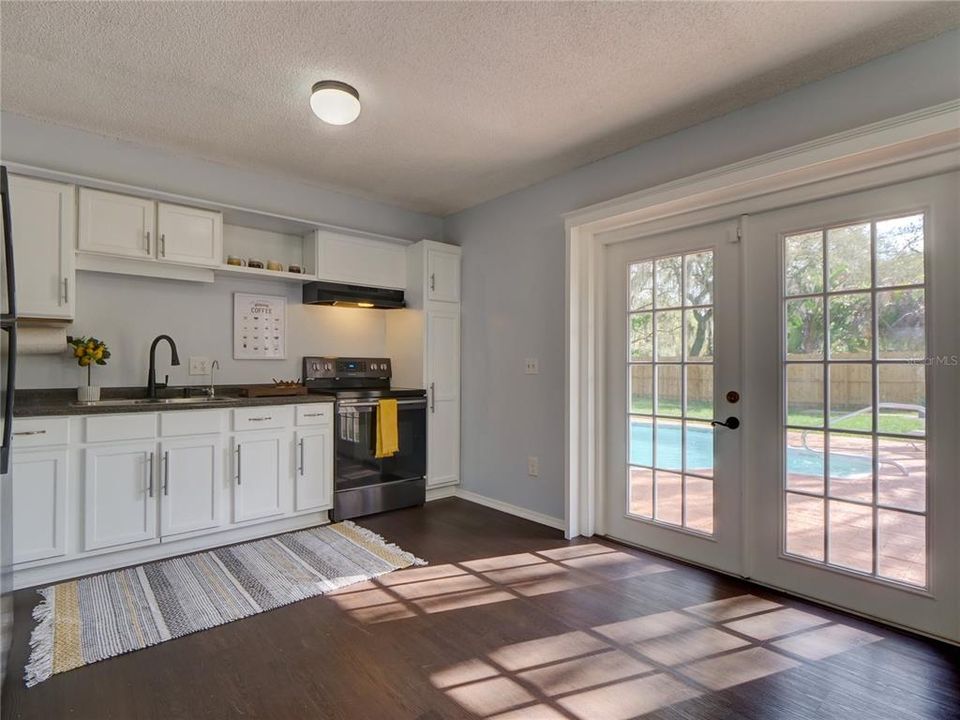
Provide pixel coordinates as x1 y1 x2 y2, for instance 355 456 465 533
160 233 166 257
236 444 242 485
298 438 305 476
163 450 170 496
430 273 436 291
711 416 741 430
146 230 151 255
62 277 69 304
147 452 155 497
430 382 436 413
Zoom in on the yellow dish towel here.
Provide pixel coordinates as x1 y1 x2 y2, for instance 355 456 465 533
375 399 399 458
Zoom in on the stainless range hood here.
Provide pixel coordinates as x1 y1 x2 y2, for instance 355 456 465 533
302 281 405 309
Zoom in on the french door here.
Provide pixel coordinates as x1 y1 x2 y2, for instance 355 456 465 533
603 172 959 640
743 173 958 639
603 220 743 575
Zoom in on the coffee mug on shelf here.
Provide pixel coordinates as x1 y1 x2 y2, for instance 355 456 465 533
247 258 265 269
266 260 283 272
226 256 244 266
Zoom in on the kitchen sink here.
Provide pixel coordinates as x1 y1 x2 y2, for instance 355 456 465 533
72 396 240 407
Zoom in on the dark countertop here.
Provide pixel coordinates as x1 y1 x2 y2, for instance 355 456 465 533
14 385 336 417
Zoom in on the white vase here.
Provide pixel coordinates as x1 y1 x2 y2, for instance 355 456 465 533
77 385 101 403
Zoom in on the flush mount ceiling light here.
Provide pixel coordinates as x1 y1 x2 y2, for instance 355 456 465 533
310 80 361 125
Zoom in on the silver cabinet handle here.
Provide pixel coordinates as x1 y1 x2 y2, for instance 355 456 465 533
146 230 151 254
147 452 154 497
163 450 170 496
298 438 305 476
248 416 272 422
62 278 69 304
430 273 436 291
236 444 242 485
13 429 46 436
160 233 166 257
430 382 436 413
302 412 324 417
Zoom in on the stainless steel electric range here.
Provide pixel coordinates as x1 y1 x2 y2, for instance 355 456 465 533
303 357 427 521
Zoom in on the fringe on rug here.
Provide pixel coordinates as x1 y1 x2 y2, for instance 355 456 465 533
24 586 55 688
338 520 428 567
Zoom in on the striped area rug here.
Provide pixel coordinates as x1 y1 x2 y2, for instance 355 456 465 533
25 521 425 687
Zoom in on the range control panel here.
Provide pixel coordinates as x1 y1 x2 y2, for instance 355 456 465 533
303 356 392 380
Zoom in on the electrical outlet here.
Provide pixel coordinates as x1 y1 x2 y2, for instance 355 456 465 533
189 356 211 376
525 358 539 374
528 456 539 477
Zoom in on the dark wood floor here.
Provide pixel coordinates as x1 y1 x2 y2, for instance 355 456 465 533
3 498 959 720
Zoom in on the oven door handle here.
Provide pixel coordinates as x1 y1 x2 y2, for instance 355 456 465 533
338 399 427 409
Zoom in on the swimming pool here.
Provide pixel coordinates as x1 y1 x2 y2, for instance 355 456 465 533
629 420 872 478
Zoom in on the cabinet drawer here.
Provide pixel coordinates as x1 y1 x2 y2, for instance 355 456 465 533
233 406 293 432
160 409 225 437
295 404 332 426
12 417 69 448
85 413 158 443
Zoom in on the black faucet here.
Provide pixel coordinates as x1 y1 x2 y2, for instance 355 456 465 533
147 334 181 399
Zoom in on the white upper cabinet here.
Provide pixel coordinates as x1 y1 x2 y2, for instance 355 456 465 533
427 247 461 303
9 175 76 319
313 230 407 289
157 202 223 267
79 188 155 259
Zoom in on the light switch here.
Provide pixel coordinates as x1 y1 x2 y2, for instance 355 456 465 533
525 358 539 374
528 456 539 477
189 356 211 376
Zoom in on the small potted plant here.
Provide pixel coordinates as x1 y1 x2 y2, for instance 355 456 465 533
69 336 110 402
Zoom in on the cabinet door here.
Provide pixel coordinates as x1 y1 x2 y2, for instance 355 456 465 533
84 442 159 551
157 202 223 268
79 188 155 259
9 176 76 319
295 428 332 511
427 248 460 303
232 432 287 522
160 436 223 538
11 449 68 564
427 310 460 487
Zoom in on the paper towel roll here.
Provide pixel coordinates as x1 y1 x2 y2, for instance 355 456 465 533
18 324 69 355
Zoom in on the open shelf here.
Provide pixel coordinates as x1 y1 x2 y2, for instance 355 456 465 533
215 263 317 283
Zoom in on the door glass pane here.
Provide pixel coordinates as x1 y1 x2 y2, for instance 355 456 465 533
786 429 824 494
827 433 873 503
786 364 822 428
785 493 824 561
655 256 682 308
829 293 872 360
654 471 683 525
827 223 871 291
629 312 653 361
828 500 873 574
877 509 926 587
655 365 681 416
685 308 713 361
626 249 716 535
876 214 924 287
878 364 925 435
781 212 927 588
630 261 654 311
878 289 925 359
786 298 824 359
878 437 925 512
629 466 654 518
655 310 682 361
685 477 714 534
828 364 871 430
784 231 823 296
629 364 654 414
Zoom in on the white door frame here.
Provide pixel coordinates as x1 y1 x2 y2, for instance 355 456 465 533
564 100 960 541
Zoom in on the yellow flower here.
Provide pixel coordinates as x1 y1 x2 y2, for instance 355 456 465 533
93 348 104 360
74 346 85 359
79 356 91 367
86 340 96 350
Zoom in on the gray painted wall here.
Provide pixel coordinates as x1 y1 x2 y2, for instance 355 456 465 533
1 112 442 389
443 30 960 521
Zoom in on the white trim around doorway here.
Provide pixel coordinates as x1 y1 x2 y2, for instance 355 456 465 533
564 99 960 541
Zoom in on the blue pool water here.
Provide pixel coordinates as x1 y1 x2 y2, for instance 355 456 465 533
629 420 872 477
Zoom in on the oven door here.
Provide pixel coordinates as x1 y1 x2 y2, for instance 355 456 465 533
335 397 427 491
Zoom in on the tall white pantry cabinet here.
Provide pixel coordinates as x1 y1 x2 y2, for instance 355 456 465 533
387 240 461 490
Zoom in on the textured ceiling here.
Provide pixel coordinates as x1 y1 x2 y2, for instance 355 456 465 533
2 2 958 216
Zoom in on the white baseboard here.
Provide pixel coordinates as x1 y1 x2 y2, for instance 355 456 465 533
425 485 459 502
454 489 566 531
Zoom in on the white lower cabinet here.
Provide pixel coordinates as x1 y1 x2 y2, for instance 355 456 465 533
232 431 287 522
84 442 159 551
295 428 333 512
11 449 68 564
160 436 224 538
